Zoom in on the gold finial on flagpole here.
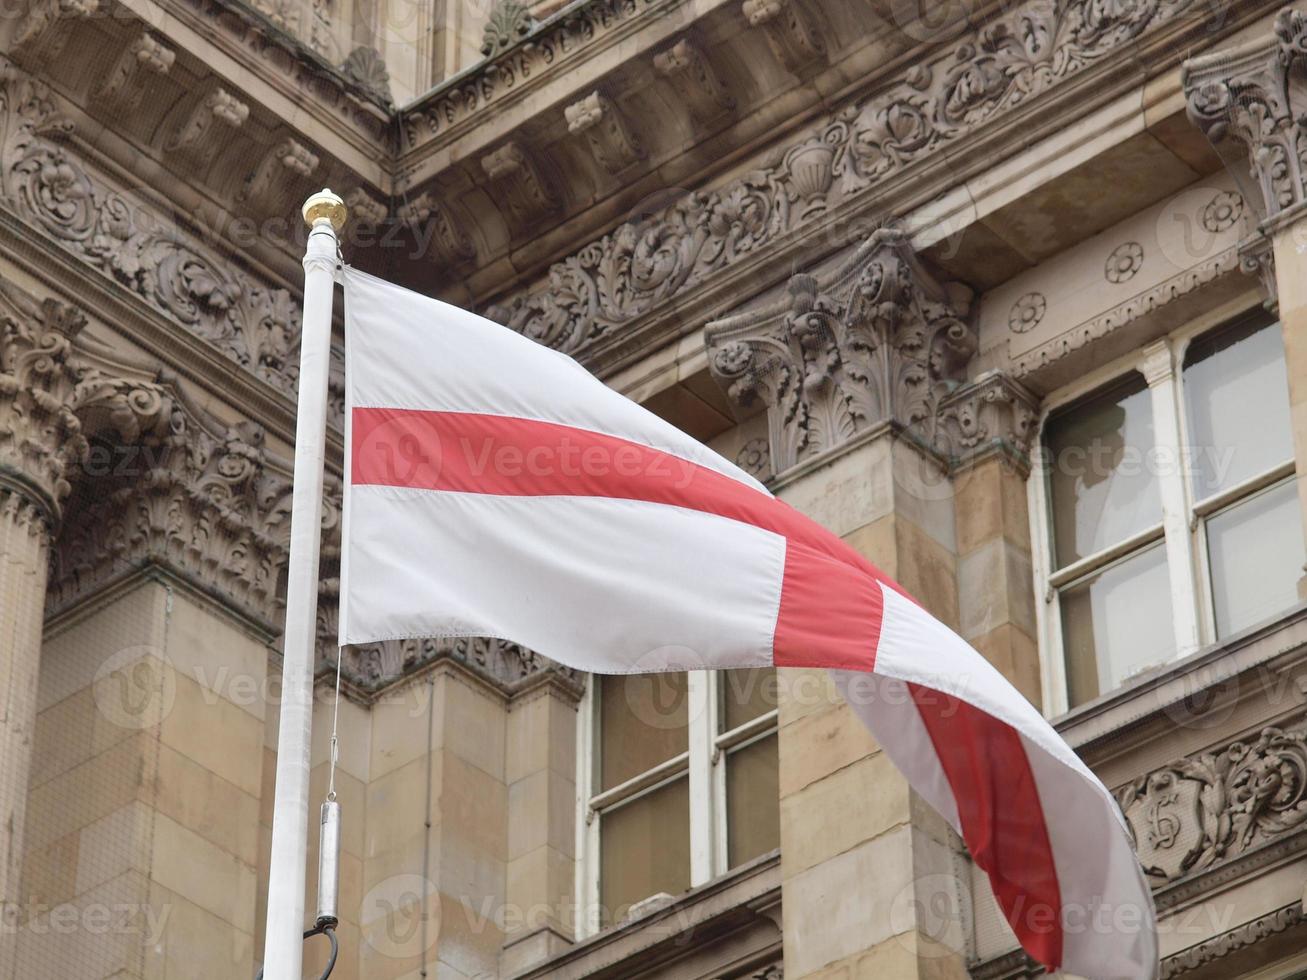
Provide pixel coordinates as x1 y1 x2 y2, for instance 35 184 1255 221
302 188 347 231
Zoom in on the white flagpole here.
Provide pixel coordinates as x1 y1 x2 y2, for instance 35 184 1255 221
262 189 346 979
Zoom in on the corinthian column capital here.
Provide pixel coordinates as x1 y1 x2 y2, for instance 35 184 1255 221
0 293 89 529
704 226 977 474
1183 8 1307 225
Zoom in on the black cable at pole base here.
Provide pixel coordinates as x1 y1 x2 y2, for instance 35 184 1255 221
255 922 338 980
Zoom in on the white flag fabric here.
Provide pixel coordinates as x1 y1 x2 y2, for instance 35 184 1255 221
338 266 1157 979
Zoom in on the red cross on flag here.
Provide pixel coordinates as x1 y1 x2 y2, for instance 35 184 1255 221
338 266 1158 980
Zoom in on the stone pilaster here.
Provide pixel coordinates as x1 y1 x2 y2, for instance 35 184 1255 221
1184 8 1307 598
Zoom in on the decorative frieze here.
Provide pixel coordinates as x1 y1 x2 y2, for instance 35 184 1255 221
398 191 476 265
704 228 977 473
480 141 559 231
0 60 320 416
92 32 176 117
1183 8 1307 224
652 38 735 125
238 137 321 218
404 0 666 146
741 0 825 75
487 0 1220 362
564 92 644 174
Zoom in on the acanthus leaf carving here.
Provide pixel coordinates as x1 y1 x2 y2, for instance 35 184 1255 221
0 59 321 421
1182 7 1307 223
704 228 977 474
339 46 393 106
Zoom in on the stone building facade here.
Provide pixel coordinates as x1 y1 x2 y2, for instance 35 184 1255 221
2 0 1307 978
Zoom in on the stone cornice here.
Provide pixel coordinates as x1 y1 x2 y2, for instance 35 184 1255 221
0 58 348 446
482 0 1271 377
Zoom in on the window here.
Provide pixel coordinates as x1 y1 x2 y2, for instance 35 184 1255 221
576 668 779 934
1033 310 1304 713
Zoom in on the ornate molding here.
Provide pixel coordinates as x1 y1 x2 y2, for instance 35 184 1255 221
1010 246 1241 378
481 0 536 57
653 38 735 125
564 92 645 174
486 0 1215 362
1161 904 1305 977
704 228 977 474
339 46 392 107
92 32 176 117
1183 8 1307 223
403 0 666 147
937 371 1038 470
1116 719 1307 888
480 142 560 232
741 0 826 75
0 59 337 422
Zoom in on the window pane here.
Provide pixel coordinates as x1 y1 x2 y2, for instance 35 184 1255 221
1045 375 1160 568
599 673 688 790
726 733 779 868
1061 544 1174 705
599 776 690 923
1207 481 1305 637
1184 315 1292 500
721 667 778 732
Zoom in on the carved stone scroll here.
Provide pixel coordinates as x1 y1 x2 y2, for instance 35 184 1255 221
238 136 321 217
564 92 644 174
741 0 825 75
399 191 476 265
653 38 735 124
165 87 250 171
10 0 101 68
92 32 175 117
480 141 559 231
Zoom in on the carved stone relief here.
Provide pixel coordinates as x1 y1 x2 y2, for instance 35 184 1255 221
480 0 536 57
565 91 645 174
398 191 477 265
652 38 735 125
487 0 1210 362
10 0 100 69
479 142 559 232
238 137 321 218
704 228 983 473
1184 8 1307 224
166 86 250 170
1116 718 1307 887
0 59 339 424
92 32 176 117
741 0 826 75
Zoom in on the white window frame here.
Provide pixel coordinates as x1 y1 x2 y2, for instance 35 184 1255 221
1030 298 1296 716
573 671 779 939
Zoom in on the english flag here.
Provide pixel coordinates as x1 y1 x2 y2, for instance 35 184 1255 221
337 266 1158 979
